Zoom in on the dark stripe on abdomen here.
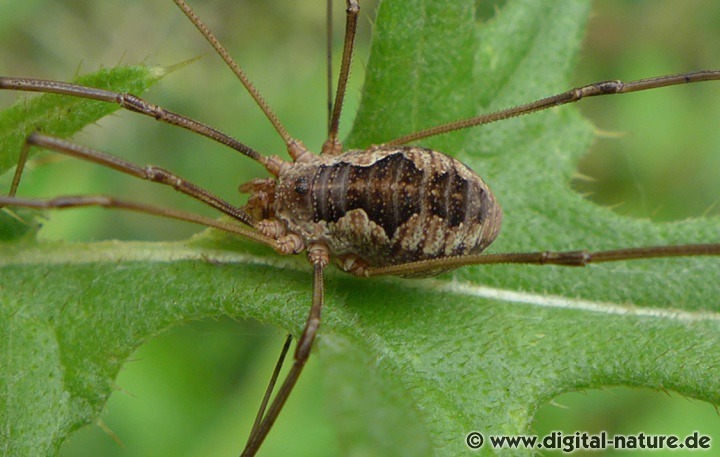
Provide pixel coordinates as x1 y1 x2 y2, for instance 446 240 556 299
311 153 424 238
311 150 482 240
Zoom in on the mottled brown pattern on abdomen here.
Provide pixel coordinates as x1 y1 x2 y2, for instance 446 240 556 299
274 146 502 271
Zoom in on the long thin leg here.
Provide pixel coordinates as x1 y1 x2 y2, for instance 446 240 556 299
5 133 256 228
326 0 334 133
0 76 284 175
171 0 309 161
322 0 360 155
248 334 292 438
384 70 720 146
363 243 720 277
241 246 329 457
0 194 278 249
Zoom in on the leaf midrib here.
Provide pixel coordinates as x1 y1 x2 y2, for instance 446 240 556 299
5 240 716 325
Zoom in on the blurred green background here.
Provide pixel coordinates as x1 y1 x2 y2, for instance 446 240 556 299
1 0 719 455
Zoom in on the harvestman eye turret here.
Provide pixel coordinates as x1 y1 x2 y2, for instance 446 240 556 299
1 1 720 455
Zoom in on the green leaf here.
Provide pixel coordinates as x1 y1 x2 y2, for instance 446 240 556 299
1 1 719 456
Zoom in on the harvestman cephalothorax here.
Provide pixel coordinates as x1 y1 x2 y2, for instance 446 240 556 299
1 1 720 455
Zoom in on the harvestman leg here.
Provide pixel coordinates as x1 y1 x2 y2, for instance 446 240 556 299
5 133 257 227
242 257 327 457
171 0 309 162
384 70 720 146
0 193 278 249
0 132 278 248
0 77 282 173
363 245 720 278
323 0 360 155
248 334 293 437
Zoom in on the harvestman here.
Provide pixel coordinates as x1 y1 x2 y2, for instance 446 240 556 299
1 0 720 455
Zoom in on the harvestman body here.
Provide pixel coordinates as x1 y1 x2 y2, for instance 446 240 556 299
1 0 720 455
